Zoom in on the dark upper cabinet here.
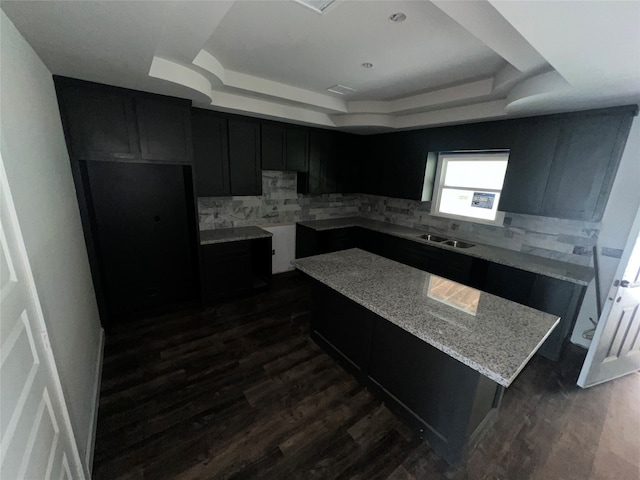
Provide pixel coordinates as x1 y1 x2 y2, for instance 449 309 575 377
383 130 430 200
136 97 192 164
299 128 339 194
261 122 309 172
191 109 230 196
228 118 262 196
359 135 385 195
357 130 430 200
542 110 634 221
54 76 193 165
57 85 139 161
428 120 517 153
285 126 309 172
498 119 561 215
261 122 286 170
499 107 635 220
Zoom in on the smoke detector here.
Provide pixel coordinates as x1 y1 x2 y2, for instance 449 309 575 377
327 84 357 96
293 0 338 14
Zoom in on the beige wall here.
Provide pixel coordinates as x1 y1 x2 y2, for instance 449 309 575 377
0 10 103 475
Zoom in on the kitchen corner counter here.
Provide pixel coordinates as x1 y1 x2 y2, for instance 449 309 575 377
293 248 559 387
200 226 273 245
297 217 593 286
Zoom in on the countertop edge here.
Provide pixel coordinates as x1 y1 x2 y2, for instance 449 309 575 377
297 217 592 286
200 226 273 245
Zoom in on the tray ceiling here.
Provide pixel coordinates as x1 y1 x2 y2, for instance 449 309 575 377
2 0 639 132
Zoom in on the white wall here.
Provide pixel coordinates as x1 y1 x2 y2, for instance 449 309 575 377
572 117 640 347
0 11 103 476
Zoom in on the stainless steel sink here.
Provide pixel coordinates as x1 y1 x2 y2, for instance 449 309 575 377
443 240 475 249
418 234 448 243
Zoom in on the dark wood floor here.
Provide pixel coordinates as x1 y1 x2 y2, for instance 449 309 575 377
93 271 640 480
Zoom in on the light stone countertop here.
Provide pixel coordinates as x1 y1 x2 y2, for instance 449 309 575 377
200 226 273 245
297 217 593 286
293 248 560 387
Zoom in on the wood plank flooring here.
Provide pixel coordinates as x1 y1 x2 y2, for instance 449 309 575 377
93 271 640 480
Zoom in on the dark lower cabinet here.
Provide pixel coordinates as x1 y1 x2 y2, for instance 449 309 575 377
309 279 503 466
202 241 252 304
82 161 198 324
527 275 585 360
201 237 272 304
368 315 502 465
295 224 359 258
295 224 587 362
311 283 374 370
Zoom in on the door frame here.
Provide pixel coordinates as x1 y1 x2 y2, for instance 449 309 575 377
578 204 640 387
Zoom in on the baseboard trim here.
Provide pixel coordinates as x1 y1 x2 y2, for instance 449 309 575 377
84 329 105 475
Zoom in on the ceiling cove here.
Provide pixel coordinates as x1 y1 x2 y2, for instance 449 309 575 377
3 0 639 132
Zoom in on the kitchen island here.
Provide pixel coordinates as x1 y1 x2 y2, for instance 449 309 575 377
293 248 559 465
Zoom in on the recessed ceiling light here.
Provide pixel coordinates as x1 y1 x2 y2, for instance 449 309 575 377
361 62 373 69
388 12 407 23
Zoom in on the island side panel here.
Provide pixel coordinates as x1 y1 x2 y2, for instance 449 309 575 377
307 276 503 466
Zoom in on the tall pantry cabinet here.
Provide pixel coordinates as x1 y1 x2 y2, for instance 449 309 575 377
54 77 200 329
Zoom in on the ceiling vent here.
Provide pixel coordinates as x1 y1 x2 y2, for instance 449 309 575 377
293 0 338 14
327 84 357 96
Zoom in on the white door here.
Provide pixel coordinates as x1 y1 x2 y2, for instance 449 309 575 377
0 155 85 479
578 207 640 388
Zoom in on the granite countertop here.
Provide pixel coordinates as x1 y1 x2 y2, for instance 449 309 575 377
293 249 560 387
297 217 593 285
200 226 273 245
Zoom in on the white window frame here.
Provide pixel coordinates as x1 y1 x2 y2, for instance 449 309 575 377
431 150 509 226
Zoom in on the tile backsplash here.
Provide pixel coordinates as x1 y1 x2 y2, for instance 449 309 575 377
198 171 601 266
198 170 360 229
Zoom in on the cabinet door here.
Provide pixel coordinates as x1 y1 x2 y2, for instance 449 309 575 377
295 224 319 259
542 112 631 221
306 129 338 194
311 282 374 370
528 276 585 361
320 227 358 253
383 130 430 200
261 122 286 170
368 317 482 439
202 241 252 303
359 135 385 195
498 119 560 215
228 119 262 195
58 87 139 161
285 126 309 172
136 97 192 163
483 262 536 305
428 120 517 152
191 109 230 196
84 162 196 321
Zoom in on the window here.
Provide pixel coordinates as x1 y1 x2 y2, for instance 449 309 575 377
431 151 509 225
